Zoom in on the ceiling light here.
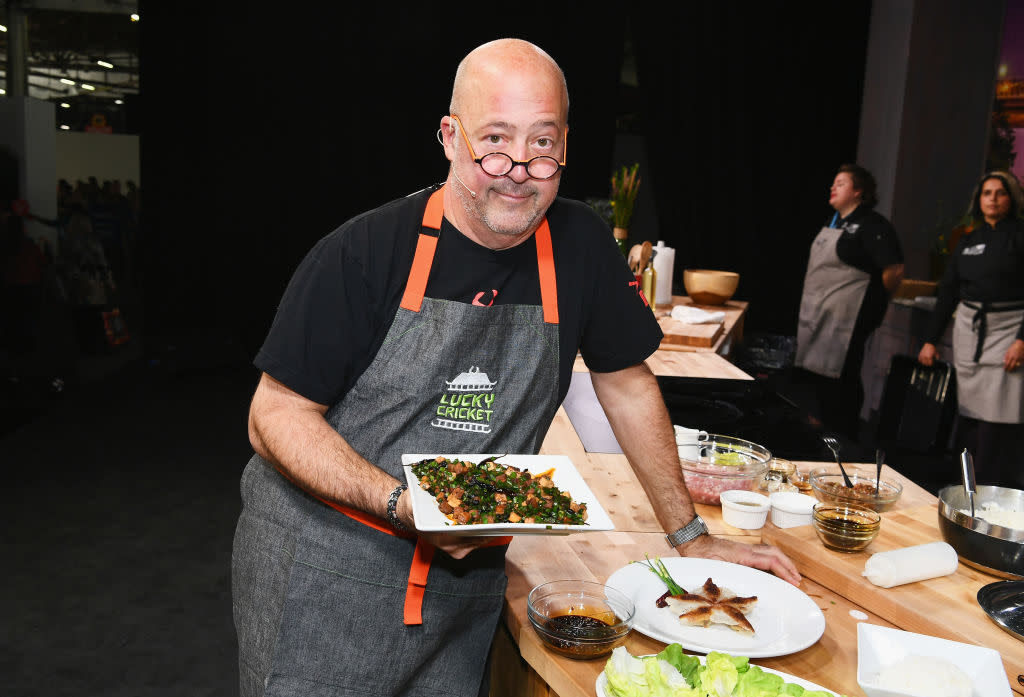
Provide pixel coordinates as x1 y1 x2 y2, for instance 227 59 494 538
115 99 124 105
81 84 95 91
60 102 70 108
60 78 76 86
0 88 6 95
60 125 70 130
0 24 7 32
130 13 140 22
97 60 114 69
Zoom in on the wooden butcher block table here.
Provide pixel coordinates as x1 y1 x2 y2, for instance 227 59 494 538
763 497 1024 694
653 296 748 356
494 350 1021 697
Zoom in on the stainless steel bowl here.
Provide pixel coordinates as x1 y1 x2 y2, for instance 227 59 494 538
937 485 1024 580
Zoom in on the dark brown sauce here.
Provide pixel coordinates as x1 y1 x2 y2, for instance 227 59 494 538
541 611 622 657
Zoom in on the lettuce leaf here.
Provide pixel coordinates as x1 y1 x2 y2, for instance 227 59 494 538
641 657 701 697
605 646 647 697
699 652 743 696
655 643 701 687
733 665 785 697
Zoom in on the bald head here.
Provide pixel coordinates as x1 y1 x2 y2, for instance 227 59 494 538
450 39 569 122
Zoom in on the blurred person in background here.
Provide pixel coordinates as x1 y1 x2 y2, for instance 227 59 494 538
919 171 1024 488
794 163 905 443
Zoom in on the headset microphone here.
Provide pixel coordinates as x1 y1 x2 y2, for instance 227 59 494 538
453 170 477 198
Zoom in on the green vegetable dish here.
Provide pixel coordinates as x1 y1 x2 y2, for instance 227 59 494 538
410 455 589 526
604 644 847 697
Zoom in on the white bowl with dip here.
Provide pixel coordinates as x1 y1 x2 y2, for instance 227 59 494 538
719 490 770 529
856 622 1011 697
769 491 817 528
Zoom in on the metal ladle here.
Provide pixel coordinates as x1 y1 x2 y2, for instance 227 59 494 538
960 447 976 517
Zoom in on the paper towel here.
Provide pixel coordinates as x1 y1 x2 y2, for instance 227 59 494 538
653 241 675 304
670 305 726 324
861 541 959 588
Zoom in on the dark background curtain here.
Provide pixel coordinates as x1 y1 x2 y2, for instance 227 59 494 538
631 4 871 335
139 2 870 357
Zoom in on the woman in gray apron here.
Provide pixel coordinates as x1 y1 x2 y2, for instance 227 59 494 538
795 164 905 440
919 171 1024 488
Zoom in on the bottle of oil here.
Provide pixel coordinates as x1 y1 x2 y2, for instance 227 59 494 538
641 252 657 310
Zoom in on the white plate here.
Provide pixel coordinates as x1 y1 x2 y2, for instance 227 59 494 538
856 623 1011 697
402 453 615 536
604 557 825 657
595 653 839 697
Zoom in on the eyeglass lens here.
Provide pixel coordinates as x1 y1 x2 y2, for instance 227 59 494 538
479 153 561 180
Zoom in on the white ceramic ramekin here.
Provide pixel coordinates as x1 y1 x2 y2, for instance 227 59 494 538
719 490 770 529
769 491 818 528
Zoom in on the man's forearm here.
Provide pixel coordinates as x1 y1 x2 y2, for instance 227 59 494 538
590 363 696 537
249 373 402 521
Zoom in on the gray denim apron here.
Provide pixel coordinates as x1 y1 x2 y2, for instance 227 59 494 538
795 225 871 378
953 301 1024 423
232 186 562 697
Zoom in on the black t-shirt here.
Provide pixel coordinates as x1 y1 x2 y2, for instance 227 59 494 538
926 217 1024 343
256 185 664 406
833 204 904 337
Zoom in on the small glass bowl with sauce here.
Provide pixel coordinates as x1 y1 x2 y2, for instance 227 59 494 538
527 580 635 659
809 467 902 512
758 457 799 494
812 502 881 552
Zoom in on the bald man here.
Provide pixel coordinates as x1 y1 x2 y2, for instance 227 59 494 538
232 39 798 697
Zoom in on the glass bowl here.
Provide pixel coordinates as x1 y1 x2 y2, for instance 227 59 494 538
809 467 903 512
526 580 634 659
677 433 771 505
812 503 882 552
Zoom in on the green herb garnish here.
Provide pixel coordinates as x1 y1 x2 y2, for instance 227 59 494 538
633 554 686 596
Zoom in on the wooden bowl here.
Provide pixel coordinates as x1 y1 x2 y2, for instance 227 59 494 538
683 269 740 305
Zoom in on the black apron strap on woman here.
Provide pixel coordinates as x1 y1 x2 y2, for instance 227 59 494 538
964 300 1024 362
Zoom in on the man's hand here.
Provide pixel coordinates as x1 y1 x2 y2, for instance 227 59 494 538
676 534 802 586
918 342 939 367
1004 338 1024 372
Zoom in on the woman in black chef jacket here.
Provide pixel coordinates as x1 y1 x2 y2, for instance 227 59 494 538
795 164 905 441
918 171 1024 488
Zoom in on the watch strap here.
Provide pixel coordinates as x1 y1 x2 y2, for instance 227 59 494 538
666 515 708 548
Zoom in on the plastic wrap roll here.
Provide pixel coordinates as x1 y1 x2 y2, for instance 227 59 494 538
861 541 959 588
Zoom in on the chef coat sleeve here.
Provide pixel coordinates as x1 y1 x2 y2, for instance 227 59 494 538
255 226 378 406
578 238 663 372
862 215 904 271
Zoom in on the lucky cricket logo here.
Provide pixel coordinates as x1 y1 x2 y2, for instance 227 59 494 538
432 366 497 434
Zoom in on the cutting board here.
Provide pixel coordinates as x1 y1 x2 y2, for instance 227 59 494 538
657 315 723 348
762 504 1024 694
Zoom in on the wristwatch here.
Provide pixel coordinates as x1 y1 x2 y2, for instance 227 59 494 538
666 515 708 548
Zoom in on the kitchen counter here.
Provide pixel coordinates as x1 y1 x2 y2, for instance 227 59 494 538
493 350 1022 697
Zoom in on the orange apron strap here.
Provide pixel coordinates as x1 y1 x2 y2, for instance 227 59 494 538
535 219 559 324
399 187 445 313
421 186 445 230
399 234 438 313
403 537 436 625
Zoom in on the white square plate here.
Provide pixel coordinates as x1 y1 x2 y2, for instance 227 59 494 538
856 623 1011 697
402 453 614 536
